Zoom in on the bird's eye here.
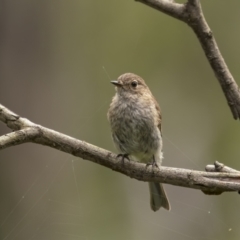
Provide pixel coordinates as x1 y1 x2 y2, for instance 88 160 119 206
131 80 138 88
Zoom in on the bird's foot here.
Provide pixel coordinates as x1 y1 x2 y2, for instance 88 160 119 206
146 157 160 169
117 153 130 164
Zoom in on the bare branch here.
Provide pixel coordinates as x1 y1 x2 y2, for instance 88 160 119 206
136 0 240 119
206 161 240 173
1 103 240 194
0 128 39 149
136 0 185 20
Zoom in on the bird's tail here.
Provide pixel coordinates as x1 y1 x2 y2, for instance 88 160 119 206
148 182 171 211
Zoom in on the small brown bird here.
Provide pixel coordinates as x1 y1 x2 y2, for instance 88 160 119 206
107 73 170 211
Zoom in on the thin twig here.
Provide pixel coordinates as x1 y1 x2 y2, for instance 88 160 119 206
206 161 240 173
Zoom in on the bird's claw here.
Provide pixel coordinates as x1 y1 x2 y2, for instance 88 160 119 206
117 153 130 164
146 157 160 169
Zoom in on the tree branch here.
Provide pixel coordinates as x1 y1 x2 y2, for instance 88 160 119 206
136 0 240 120
1 103 240 195
134 0 185 20
206 161 240 173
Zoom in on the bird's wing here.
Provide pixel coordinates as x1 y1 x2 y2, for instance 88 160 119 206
153 96 162 133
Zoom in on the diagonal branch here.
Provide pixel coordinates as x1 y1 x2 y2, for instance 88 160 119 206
136 0 240 120
1 103 240 195
134 0 185 20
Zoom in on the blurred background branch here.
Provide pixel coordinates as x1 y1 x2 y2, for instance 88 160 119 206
1 103 240 195
137 0 240 119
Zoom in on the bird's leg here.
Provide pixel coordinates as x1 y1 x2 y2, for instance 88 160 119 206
146 155 159 169
117 153 130 164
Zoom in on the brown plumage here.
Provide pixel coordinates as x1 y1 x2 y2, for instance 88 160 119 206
108 73 170 211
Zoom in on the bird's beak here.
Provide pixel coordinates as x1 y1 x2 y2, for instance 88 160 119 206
111 80 122 87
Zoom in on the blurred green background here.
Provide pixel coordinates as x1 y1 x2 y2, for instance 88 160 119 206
0 0 240 239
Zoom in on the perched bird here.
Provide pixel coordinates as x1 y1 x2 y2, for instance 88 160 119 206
107 73 170 211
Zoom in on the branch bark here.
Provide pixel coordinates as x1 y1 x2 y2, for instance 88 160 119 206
1 103 240 195
136 0 240 120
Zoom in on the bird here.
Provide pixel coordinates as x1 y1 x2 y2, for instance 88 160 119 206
107 73 170 211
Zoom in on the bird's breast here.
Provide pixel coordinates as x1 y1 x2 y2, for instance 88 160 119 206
108 98 161 158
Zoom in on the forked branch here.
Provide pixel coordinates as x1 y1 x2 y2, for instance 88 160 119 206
1 0 240 197
1 103 240 195
136 0 240 119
